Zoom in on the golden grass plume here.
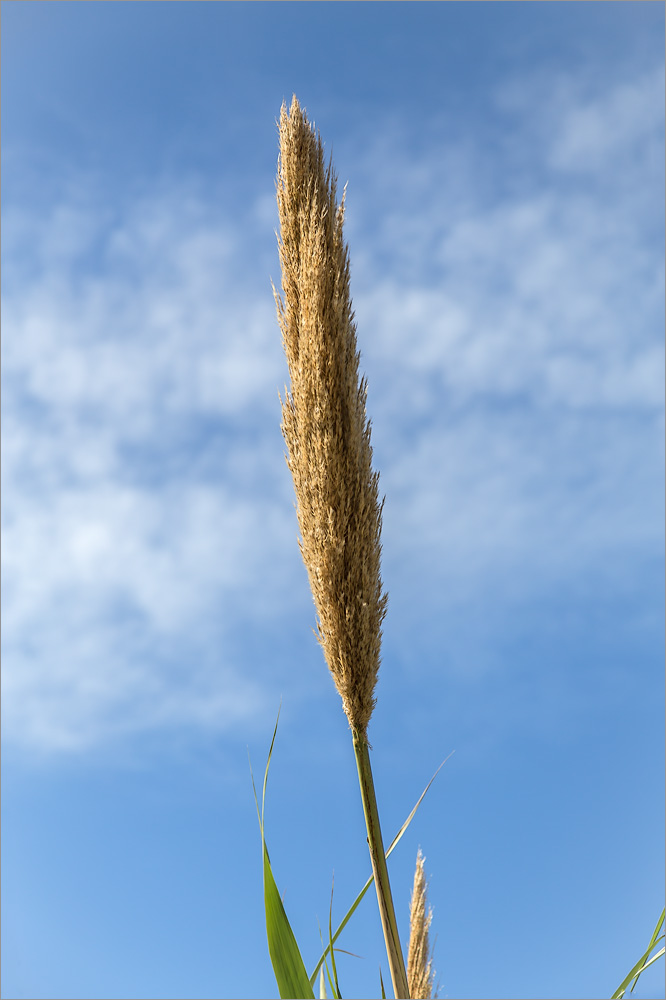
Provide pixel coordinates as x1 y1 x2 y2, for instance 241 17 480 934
273 95 387 740
407 849 436 1000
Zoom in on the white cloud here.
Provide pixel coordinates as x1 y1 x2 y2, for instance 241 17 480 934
547 64 665 174
346 59 664 654
3 60 663 752
2 184 298 754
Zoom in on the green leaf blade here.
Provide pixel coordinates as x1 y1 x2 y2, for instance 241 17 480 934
263 842 315 1000
251 708 315 1000
611 908 666 1000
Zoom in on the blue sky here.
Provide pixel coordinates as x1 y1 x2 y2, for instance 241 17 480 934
1 3 664 999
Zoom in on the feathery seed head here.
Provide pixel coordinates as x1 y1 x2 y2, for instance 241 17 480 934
407 849 435 1000
273 96 387 739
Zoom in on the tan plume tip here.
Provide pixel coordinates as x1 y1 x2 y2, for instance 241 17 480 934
273 95 387 739
407 849 436 1000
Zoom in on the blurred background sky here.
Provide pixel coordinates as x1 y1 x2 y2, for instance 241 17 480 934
2 3 664 999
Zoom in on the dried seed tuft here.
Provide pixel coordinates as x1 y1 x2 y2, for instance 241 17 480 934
407 849 436 1000
273 96 387 739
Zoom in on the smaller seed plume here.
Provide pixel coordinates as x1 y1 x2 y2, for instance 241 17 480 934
273 96 387 739
407 849 436 1000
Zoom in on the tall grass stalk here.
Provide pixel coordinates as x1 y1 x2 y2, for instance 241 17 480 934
273 95 409 999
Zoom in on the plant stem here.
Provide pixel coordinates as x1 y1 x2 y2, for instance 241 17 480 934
353 734 410 999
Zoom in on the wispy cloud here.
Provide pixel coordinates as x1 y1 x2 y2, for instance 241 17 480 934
348 62 664 588
3 60 663 753
3 181 298 753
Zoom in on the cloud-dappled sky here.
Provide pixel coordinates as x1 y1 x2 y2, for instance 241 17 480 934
2 4 664 999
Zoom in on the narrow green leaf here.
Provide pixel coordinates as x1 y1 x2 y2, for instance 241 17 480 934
328 877 342 999
629 907 665 994
611 908 666 1000
641 907 664 961
263 842 315 999
611 945 665 999
379 966 386 1000
310 751 454 986
250 709 315 1000
316 920 339 1000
